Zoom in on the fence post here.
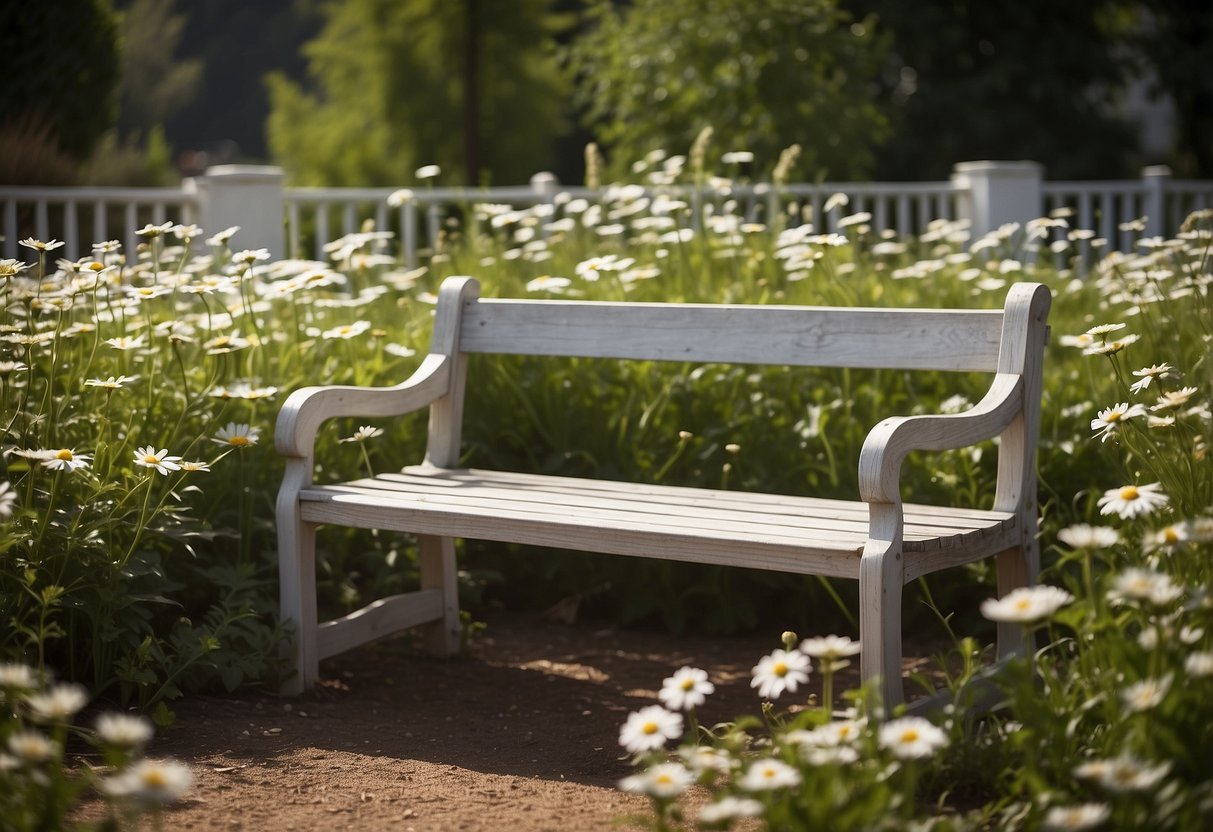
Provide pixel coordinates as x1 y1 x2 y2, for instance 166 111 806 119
184 165 286 258
1141 165 1171 239
952 161 1044 239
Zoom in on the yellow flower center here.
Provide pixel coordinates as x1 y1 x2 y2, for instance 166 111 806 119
773 661 788 677
1163 527 1180 543
655 774 672 785
55 449 73 461
763 768 777 779
1106 411 1123 422
143 455 160 464
900 729 920 744
1015 598 1032 611
1120 486 1140 501
228 436 251 447
142 769 168 788
642 721 658 735
680 679 695 691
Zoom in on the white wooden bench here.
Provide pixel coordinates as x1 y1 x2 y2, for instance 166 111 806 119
276 276 1051 707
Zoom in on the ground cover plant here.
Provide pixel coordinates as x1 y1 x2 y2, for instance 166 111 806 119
0 148 1209 827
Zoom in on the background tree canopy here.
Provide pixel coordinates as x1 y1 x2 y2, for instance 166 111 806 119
3 0 1208 187
265 0 570 186
0 0 120 183
565 0 890 181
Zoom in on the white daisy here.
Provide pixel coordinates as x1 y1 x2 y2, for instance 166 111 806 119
618 762 692 798
25 683 88 722
133 446 183 476
340 426 385 444
1121 675 1171 712
878 716 948 759
799 635 861 660
1097 483 1168 520
1109 568 1182 606
739 758 801 791
657 666 714 711
213 423 260 449
7 729 56 763
1090 402 1146 442
618 705 682 753
698 796 764 824
1042 802 1111 831
1056 524 1119 550
95 713 155 748
100 758 193 803
40 449 93 473
980 585 1074 623
751 648 811 699
1129 363 1174 393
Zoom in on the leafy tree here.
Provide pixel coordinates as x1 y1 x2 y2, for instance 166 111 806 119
0 0 120 167
267 0 570 186
565 0 890 181
845 0 1140 180
113 0 203 139
1122 0 1213 178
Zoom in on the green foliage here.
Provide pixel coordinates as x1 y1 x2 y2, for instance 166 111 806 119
112 0 203 139
565 0 891 180
845 0 1140 180
0 0 120 167
267 0 570 185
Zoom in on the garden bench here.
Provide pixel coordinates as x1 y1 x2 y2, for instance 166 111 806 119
276 276 1050 708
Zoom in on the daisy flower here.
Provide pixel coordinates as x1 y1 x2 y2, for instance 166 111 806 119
750 648 811 699
1056 524 1118 550
25 683 88 722
1074 755 1170 792
1084 334 1139 356
95 713 155 748
104 335 147 351
178 461 211 473
340 426 385 444
0 663 35 689
657 666 715 711
7 729 56 763
19 237 65 252
1151 386 1199 411
41 449 93 472
100 758 193 803
738 758 801 791
1042 803 1111 831
878 716 948 759
1090 402 1146 442
1184 651 1213 677
1121 675 1171 712
799 635 861 660
618 762 692 798
213 423 260 448
1129 363 1174 393
980 585 1074 624
133 446 183 476
698 796 764 824
1097 483 1168 519
618 705 682 753
1109 568 1182 606
321 320 372 340
85 375 138 390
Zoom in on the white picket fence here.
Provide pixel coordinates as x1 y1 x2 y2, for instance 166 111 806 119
2 162 1209 265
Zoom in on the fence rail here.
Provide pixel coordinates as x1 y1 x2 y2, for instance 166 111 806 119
2 163 1209 267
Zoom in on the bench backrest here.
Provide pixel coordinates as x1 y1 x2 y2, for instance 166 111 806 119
424 276 1051 517
459 297 1005 373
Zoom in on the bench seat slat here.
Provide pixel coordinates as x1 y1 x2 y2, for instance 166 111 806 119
298 468 1017 581
367 469 1002 538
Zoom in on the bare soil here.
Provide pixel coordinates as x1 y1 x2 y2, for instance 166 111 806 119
149 610 939 831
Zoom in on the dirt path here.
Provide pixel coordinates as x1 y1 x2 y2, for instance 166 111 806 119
150 611 937 831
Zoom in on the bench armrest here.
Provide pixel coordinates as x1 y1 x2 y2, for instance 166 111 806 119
275 353 452 458
858 373 1024 506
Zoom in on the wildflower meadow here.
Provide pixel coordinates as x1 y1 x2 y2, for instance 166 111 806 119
1 149 1211 828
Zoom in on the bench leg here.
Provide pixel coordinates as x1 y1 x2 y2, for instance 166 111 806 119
859 541 905 711
278 509 319 696
995 538 1040 660
418 534 461 656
